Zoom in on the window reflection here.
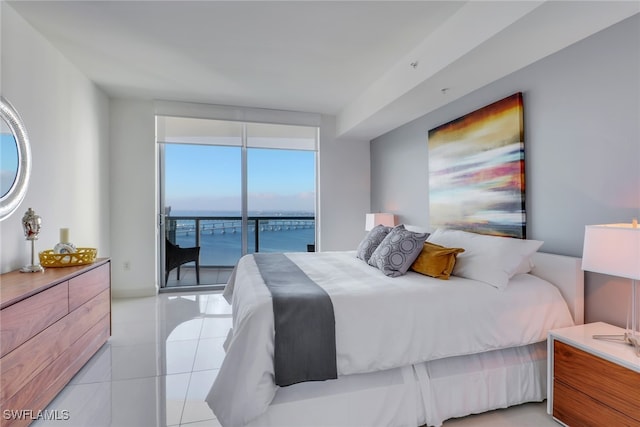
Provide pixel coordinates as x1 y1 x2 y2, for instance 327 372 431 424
1 121 19 198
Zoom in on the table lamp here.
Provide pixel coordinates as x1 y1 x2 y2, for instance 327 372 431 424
582 220 640 356
365 213 397 231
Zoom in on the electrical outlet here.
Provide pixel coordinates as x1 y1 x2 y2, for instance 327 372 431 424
123 261 131 271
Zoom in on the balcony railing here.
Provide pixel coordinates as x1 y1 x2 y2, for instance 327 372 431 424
166 215 315 268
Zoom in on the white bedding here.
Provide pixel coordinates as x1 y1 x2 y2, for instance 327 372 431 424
208 251 574 427
244 341 547 427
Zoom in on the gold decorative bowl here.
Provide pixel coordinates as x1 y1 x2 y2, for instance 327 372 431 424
39 248 97 267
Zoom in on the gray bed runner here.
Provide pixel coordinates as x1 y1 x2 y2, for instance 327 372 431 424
253 253 338 386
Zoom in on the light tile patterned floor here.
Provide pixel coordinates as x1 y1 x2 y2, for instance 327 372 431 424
35 292 227 427
34 291 557 427
165 267 233 288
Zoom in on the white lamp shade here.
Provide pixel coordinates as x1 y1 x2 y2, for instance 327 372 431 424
582 223 640 280
365 213 397 231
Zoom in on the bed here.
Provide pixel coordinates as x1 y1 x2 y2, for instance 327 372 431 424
207 227 584 427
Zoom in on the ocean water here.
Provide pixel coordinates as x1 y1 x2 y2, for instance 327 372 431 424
168 211 315 267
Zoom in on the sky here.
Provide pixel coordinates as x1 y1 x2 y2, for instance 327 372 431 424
164 144 316 214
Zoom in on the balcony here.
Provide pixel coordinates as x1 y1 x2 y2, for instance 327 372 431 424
164 215 315 288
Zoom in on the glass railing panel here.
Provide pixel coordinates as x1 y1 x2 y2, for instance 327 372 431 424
255 218 315 254
166 216 314 268
198 218 243 267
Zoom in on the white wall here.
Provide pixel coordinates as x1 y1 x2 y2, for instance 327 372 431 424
1 2 369 296
109 99 157 298
370 15 640 327
318 115 371 251
107 102 370 297
1 2 370 294
1 3 110 273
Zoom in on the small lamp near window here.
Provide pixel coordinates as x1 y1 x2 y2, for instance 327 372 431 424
582 220 640 356
365 213 397 231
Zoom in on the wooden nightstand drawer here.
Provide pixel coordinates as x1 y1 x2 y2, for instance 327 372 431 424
553 381 638 427
554 340 640 422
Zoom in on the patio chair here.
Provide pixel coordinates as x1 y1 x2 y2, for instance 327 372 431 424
165 239 200 284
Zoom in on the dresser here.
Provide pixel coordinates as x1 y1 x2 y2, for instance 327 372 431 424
0 259 111 427
548 322 640 426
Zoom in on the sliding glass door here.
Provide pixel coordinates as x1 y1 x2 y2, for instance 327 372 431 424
157 116 317 288
163 143 243 267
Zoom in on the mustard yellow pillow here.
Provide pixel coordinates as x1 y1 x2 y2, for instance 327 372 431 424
410 242 465 280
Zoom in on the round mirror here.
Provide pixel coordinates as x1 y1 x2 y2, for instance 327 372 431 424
0 97 32 221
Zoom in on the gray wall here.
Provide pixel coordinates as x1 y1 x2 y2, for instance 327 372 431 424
371 14 639 327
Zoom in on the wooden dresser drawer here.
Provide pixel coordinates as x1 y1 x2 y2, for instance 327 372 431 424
0 283 69 358
69 262 110 311
0 315 110 427
554 340 640 422
0 259 111 427
0 290 110 404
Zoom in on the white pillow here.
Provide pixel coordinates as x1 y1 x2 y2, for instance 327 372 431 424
513 257 535 275
427 228 543 290
403 224 431 234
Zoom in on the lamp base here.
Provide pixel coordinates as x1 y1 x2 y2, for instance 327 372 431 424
625 332 640 356
593 332 640 356
20 264 44 273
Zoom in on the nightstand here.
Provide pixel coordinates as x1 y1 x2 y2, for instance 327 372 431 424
547 322 640 426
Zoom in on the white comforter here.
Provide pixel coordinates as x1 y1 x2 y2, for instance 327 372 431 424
208 251 574 427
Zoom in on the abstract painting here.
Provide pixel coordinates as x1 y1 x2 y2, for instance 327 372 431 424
428 92 526 238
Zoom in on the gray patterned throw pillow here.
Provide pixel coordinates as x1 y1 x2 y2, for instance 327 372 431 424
356 224 392 262
368 225 429 277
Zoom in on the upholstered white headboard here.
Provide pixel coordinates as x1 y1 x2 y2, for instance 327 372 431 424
531 252 584 325
403 225 584 324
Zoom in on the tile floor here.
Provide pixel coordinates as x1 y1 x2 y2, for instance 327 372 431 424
35 292 228 427
165 267 233 288
35 290 559 427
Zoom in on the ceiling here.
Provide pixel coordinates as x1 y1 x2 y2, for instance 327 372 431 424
7 1 640 140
